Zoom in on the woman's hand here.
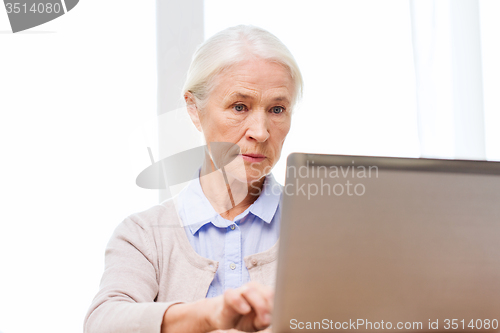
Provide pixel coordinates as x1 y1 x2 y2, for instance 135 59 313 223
162 282 274 333
209 328 271 333
207 281 274 332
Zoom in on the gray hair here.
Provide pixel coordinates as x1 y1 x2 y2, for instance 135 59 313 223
182 25 303 111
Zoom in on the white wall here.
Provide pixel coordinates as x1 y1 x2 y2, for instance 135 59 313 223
205 0 420 184
0 1 158 332
1 1 499 332
480 0 500 161
205 0 500 184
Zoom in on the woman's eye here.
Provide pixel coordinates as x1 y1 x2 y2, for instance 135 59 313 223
234 104 246 112
271 106 285 114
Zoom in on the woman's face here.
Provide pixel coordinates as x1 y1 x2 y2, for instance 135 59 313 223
188 58 294 184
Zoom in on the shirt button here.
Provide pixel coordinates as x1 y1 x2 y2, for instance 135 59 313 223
251 259 257 266
230 263 236 270
230 224 235 230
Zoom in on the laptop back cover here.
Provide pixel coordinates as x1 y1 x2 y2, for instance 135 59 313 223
273 153 500 332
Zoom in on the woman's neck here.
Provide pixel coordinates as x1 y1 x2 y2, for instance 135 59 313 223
199 158 265 221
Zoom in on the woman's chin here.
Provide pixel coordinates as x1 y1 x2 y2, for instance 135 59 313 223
226 170 254 184
221 156 272 184
222 167 264 185
245 162 272 180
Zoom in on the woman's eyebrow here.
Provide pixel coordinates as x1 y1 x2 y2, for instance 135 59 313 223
224 92 290 104
226 92 254 101
271 96 290 104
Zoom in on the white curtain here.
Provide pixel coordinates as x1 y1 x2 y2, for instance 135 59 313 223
155 0 500 187
155 0 205 202
0 0 158 332
410 0 486 160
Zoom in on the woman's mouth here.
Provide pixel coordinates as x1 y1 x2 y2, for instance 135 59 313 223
241 153 266 163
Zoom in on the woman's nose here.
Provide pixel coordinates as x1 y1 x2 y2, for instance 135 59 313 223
246 111 270 142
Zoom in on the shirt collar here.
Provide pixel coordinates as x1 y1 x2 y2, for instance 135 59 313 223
247 173 282 224
177 170 282 235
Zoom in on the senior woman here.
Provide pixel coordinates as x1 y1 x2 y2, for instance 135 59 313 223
84 25 303 333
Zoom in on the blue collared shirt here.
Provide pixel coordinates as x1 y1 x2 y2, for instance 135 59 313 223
176 172 282 298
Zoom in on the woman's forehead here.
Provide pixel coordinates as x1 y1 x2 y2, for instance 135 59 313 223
221 91 292 106
222 59 291 83
212 59 295 102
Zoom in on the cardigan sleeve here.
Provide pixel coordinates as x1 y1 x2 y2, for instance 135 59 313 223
83 216 183 333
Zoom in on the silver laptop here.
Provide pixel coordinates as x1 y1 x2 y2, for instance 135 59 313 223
273 153 500 332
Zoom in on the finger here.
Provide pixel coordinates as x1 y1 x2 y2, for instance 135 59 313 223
261 285 274 310
257 327 272 333
224 288 252 315
239 284 272 328
245 282 275 314
248 282 274 305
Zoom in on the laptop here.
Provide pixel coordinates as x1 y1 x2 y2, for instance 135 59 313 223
273 153 500 332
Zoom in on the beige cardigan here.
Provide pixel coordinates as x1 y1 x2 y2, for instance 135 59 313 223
84 198 279 333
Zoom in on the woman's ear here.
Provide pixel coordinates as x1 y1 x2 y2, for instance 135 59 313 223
185 92 203 132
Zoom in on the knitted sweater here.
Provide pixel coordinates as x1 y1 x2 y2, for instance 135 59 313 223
83 198 279 333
